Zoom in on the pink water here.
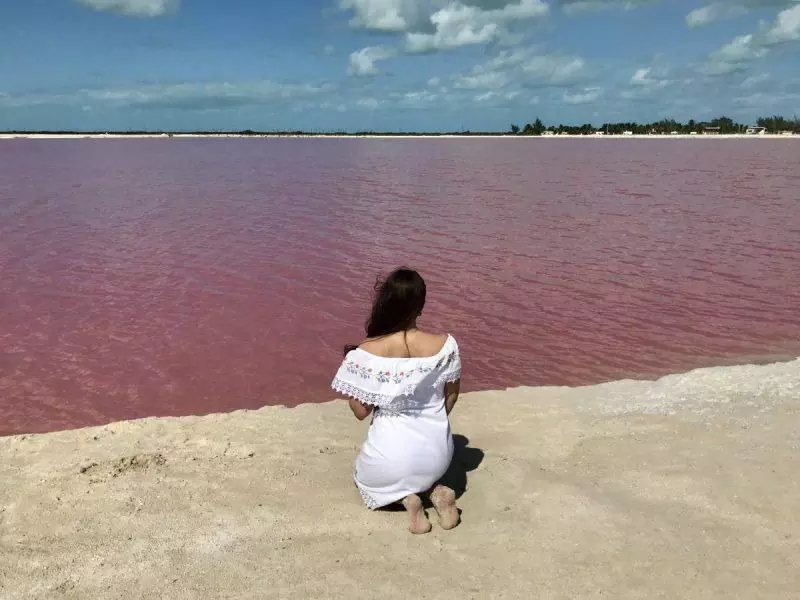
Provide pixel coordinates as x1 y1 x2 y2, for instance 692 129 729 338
1 138 798 435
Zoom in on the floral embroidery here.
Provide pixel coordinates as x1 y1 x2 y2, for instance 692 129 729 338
336 340 459 391
343 359 452 382
391 371 411 384
344 361 376 380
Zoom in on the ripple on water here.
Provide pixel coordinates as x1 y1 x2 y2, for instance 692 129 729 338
0 138 799 435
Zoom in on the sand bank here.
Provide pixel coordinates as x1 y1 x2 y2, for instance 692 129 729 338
0 133 796 140
1 358 799 599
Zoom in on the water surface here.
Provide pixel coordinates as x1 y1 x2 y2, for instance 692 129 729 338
1 138 798 435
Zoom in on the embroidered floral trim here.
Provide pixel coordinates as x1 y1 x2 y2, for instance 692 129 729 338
342 350 458 384
334 354 461 405
344 360 421 383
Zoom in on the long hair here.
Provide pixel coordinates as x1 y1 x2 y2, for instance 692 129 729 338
344 267 427 356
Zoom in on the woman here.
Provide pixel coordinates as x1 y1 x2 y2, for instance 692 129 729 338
331 267 462 534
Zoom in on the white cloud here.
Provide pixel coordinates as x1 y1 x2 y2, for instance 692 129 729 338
339 0 425 31
631 67 651 85
629 66 672 89
320 101 348 112
470 47 590 86
75 0 179 17
521 54 588 86
453 68 510 89
561 0 656 15
356 97 383 109
401 89 442 106
406 8 499 52
405 0 549 52
449 48 590 99
0 81 329 110
473 89 521 103
618 61 680 102
765 3 800 42
347 45 397 76
686 3 745 27
702 5 800 75
340 0 549 52
484 46 538 69
740 73 771 88
734 90 800 106
687 1 798 28
703 34 768 75
562 86 603 104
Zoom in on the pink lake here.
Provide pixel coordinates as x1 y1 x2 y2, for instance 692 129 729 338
1 138 798 435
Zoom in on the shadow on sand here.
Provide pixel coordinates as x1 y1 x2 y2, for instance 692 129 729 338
379 433 485 512
438 434 485 499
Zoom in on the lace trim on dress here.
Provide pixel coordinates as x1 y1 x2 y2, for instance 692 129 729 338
358 486 380 510
354 468 381 509
332 377 401 408
434 364 462 388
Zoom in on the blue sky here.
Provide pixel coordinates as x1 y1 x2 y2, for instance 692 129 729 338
1 0 798 131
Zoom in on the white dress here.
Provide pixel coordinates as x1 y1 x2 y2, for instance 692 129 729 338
331 334 462 509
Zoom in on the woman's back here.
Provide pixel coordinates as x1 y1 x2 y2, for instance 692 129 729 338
332 332 461 510
333 267 462 533
359 330 450 360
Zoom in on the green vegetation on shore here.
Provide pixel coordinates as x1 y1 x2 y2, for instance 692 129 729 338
2 114 798 136
512 114 800 136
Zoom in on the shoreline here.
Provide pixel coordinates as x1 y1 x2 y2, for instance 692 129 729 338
0 132 797 140
4 350 799 439
1 357 798 597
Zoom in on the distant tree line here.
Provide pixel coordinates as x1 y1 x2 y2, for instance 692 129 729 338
2 129 516 137
4 115 799 137
511 115 800 135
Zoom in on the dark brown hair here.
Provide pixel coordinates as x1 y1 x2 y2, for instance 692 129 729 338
344 267 427 356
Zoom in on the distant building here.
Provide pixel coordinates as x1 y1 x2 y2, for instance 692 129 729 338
745 126 767 135
622 130 633 136
703 126 721 135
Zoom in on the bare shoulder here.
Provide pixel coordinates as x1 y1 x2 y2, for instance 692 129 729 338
410 331 450 356
358 336 392 356
358 330 450 358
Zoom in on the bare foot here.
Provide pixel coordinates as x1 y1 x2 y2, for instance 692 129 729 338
402 494 432 534
431 485 460 530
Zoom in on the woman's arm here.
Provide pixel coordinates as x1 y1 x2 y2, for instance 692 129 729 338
444 379 460 415
348 397 374 421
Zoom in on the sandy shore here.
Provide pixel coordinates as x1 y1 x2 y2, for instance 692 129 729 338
0 133 796 140
1 358 799 599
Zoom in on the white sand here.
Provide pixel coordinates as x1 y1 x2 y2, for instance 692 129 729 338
0 133 796 140
1 358 799 599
